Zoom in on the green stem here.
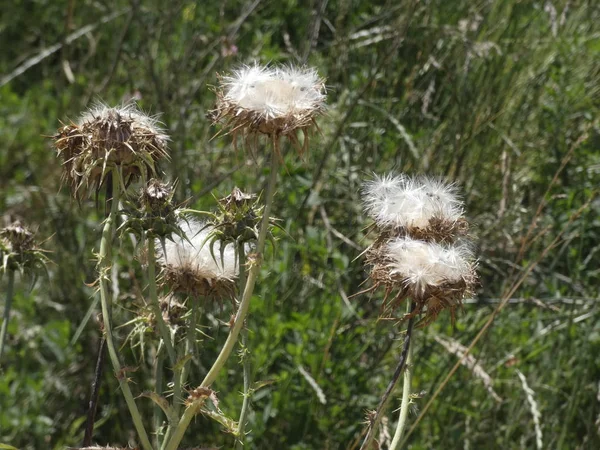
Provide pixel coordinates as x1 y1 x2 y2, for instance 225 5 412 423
99 172 153 450
0 270 15 364
180 299 199 390
164 153 279 450
155 347 165 449
359 301 416 450
235 249 251 449
389 322 415 450
148 238 176 365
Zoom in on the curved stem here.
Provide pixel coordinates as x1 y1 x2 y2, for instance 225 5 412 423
235 248 251 449
148 238 176 365
0 269 15 365
99 172 153 450
389 323 415 450
165 153 279 450
359 300 416 450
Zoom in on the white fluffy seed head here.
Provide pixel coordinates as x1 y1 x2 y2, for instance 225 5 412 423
363 173 464 229
78 102 169 144
158 220 238 282
384 237 474 293
221 63 326 120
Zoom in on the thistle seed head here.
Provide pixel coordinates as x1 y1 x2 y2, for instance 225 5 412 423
361 173 478 326
0 221 50 275
52 102 169 200
363 173 466 241
158 220 238 300
211 63 326 157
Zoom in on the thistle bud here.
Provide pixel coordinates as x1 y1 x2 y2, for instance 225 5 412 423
119 179 181 239
211 187 264 244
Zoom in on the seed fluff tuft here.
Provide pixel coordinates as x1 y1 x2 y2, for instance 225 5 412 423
363 173 466 239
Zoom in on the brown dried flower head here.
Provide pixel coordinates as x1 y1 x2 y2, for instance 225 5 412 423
211 64 326 157
0 221 49 275
52 103 169 199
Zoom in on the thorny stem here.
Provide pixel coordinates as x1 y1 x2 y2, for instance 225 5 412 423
389 303 416 450
164 152 279 450
359 300 416 450
154 347 165 449
83 336 106 446
148 238 176 365
0 269 15 365
235 248 251 449
180 299 199 390
98 172 152 450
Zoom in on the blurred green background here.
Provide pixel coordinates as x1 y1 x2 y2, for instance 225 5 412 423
1 0 599 448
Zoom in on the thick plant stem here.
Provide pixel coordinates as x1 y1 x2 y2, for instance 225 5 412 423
389 315 415 450
148 237 176 365
359 301 416 450
0 269 15 364
98 173 153 450
165 154 279 450
235 249 251 449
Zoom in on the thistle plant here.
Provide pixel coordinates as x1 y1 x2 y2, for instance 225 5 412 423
359 173 478 450
52 103 169 450
47 62 325 449
165 64 326 450
0 221 49 364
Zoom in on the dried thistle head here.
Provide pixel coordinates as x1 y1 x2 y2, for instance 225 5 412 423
211 63 326 157
361 173 478 326
158 294 187 328
0 221 50 275
52 102 169 200
366 236 477 326
363 173 468 242
119 179 183 239
158 220 238 301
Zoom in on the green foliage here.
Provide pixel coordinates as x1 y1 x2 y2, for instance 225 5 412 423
1 0 600 449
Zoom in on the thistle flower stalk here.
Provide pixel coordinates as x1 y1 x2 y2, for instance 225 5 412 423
0 270 15 364
359 301 416 450
148 237 176 365
389 309 414 450
164 153 279 450
235 248 251 449
98 172 152 450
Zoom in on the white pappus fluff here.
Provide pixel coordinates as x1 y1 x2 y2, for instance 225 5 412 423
158 220 238 282
385 236 473 293
79 102 169 141
363 173 464 229
221 64 326 120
